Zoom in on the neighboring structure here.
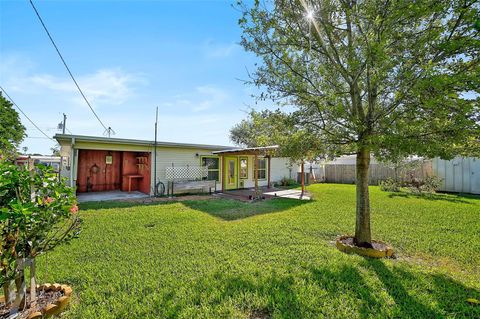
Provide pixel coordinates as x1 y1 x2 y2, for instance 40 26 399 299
15 155 61 172
433 157 480 195
55 134 297 196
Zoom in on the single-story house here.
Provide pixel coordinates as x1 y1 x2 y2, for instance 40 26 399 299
55 134 298 196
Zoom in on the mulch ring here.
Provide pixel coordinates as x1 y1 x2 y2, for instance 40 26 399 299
0 284 72 319
336 235 395 258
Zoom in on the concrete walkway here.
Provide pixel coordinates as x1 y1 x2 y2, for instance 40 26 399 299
77 190 149 203
218 187 311 201
263 189 311 200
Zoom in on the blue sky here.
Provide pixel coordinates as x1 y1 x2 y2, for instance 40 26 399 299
1 0 263 154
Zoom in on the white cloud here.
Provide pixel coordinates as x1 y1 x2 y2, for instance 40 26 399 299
161 85 230 113
202 40 239 58
0 55 146 108
6 69 145 107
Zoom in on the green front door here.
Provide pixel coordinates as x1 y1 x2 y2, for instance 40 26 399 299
224 157 238 190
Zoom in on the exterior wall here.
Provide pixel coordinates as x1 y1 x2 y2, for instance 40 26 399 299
433 157 480 195
270 157 297 182
152 147 223 194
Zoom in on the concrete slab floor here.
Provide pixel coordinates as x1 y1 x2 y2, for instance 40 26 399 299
263 189 311 200
76 190 149 203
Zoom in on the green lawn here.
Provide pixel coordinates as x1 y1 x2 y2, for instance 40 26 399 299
37 184 480 318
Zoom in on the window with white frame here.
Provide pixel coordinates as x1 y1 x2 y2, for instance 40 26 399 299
254 158 267 180
201 156 220 181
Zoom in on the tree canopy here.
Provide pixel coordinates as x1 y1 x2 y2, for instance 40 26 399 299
0 92 26 158
236 0 480 246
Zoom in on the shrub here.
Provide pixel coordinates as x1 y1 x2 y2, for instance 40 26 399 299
279 177 297 186
405 175 442 194
0 160 81 311
379 178 401 192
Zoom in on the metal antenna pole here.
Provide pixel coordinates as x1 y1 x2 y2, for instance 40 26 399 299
154 107 158 196
62 113 67 134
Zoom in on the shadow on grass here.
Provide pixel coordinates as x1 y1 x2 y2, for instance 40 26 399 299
188 271 302 318
78 199 168 211
182 197 312 221
387 191 477 204
180 261 479 318
79 196 310 222
360 259 480 318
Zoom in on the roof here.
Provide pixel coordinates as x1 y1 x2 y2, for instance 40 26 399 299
54 134 237 151
213 145 278 155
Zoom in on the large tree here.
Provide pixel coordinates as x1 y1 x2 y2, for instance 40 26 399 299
0 92 26 158
237 0 479 247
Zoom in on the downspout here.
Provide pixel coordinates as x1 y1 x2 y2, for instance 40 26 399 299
70 137 75 188
153 107 158 196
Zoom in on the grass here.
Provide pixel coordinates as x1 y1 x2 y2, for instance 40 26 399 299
36 184 479 318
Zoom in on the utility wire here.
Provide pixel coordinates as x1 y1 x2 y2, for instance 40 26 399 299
0 85 56 142
28 0 110 132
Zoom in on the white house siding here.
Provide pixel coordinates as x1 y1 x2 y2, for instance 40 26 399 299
270 157 297 181
152 147 223 194
433 157 480 195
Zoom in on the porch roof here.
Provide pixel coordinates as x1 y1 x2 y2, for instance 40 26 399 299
212 145 278 156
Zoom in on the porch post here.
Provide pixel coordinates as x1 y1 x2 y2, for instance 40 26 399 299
267 156 271 189
254 154 258 193
301 161 305 197
220 155 224 193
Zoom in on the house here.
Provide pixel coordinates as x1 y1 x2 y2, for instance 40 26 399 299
15 155 61 172
54 134 298 196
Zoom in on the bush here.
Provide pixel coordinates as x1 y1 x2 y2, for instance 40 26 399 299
279 177 298 187
379 178 401 192
0 160 81 309
408 176 442 194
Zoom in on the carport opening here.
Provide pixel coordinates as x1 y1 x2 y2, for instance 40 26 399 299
76 150 151 195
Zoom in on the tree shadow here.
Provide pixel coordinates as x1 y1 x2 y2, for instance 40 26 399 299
185 271 302 318
182 197 312 221
361 259 480 318
309 265 382 319
387 191 477 204
175 261 480 318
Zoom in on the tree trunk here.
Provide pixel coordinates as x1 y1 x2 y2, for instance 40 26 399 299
354 147 372 248
3 280 16 305
29 258 37 306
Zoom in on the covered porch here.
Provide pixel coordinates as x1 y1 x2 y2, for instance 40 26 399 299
213 145 308 198
213 146 278 192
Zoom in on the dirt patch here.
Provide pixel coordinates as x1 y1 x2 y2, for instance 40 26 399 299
248 308 271 319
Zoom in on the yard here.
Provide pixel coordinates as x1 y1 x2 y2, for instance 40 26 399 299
36 184 479 318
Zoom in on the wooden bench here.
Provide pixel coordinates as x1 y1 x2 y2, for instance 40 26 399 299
168 180 216 196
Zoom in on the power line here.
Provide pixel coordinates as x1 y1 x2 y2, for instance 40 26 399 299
28 0 110 133
0 85 56 142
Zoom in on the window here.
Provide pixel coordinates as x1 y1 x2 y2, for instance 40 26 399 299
239 157 248 179
201 156 220 181
254 158 267 180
